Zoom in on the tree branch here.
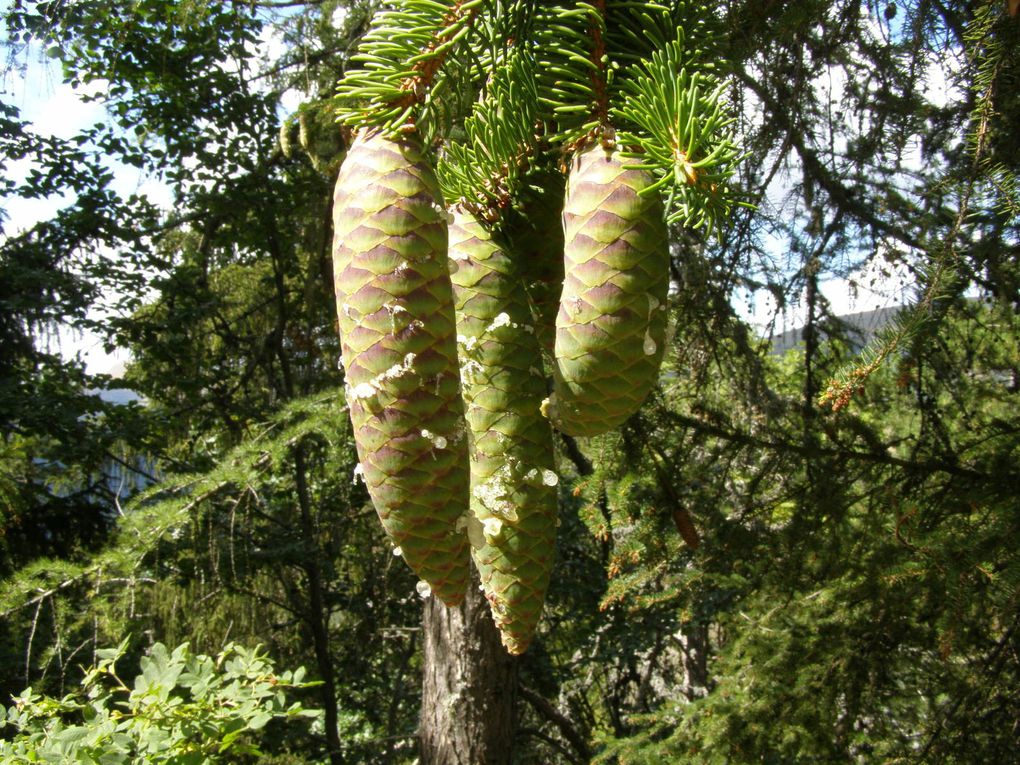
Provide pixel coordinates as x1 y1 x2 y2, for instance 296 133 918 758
518 727 583 765
519 685 592 763
663 409 1009 484
737 71 927 252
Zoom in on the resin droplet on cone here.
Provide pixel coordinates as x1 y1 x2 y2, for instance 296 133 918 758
332 131 470 606
547 143 669 437
449 207 557 655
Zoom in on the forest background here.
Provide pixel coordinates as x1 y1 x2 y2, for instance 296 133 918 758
1 0 1018 763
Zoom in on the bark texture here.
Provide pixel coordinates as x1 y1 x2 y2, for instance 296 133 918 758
420 568 519 765
679 622 709 700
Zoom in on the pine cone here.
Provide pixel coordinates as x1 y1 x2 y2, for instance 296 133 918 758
449 207 558 654
506 169 566 358
332 131 470 606
546 143 669 437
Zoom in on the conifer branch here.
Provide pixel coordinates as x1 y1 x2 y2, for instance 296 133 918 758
530 2 744 234
662 409 1009 483
335 0 484 136
533 2 615 145
519 686 592 763
436 49 540 217
589 0 610 133
614 40 746 233
819 2 1005 412
0 392 350 619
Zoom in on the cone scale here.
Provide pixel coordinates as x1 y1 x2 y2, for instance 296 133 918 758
546 143 670 437
449 207 558 654
332 131 470 606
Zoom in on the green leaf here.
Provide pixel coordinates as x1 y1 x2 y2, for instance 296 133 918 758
53 725 91 746
247 710 272 731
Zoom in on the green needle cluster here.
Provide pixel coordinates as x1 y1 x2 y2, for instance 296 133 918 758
615 40 745 232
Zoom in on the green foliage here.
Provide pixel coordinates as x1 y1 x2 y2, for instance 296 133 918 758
336 0 742 231
580 299 1020 764
0 0 283 578
335 0 487 138
435 48 540 214
5 0 271 193
3 0 1020 763
614 42 746 233
533 2 673 140
0 640 320 764
0 390 346 597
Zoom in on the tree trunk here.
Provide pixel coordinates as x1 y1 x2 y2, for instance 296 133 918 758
294 445 345 765
678 621 709 700
419 567 519 765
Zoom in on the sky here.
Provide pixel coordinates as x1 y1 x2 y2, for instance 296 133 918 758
729 4 967 336
1 2 957 375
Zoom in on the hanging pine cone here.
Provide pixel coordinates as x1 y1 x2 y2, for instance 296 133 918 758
506 169 566 359
545 142 669 437
332 131 470 606
449 206 558 655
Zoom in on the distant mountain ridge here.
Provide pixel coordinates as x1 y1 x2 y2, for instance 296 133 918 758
768 305 903 355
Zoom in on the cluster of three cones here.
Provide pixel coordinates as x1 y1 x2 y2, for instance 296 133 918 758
331 131 667 654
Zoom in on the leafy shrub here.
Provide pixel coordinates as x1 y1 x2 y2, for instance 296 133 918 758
0 640 320 764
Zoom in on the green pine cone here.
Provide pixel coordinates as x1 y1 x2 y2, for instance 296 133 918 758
506 169 566 358
546 142 669 437
332 131 470 607
449 206 558 655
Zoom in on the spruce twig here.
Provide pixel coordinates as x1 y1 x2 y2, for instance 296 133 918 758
614 40 747 234
436 48 540 217
335 0 485 137
819 3 1005 412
